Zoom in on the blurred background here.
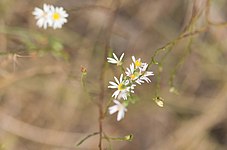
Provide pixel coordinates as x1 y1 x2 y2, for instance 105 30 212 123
0 0 227 149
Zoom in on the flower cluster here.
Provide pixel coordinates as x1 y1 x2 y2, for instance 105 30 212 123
32 4 68 29
107 53 154 121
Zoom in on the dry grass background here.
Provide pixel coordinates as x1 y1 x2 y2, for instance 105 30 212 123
0 0 227 149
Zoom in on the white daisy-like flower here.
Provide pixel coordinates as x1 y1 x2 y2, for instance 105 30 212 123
117 83 136 99
126 62 154 84
32 4 52 29
125 63 142 84
109 100 127 121
108 74 134 100
132 56 147 69
107 53 124 66
49 5 68 29
126 63 139 81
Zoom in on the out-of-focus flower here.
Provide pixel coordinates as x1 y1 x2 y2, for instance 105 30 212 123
32 4 52 29
50 5 68 29
109 100 127 121
107 53 124 66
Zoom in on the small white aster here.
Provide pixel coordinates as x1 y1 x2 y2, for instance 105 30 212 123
49 5 68 29
32 4 52 29
126 63 139 81
132 56 147 69
108 74 133 100
117 83 136 100
126 58 154 84
109 100 127 121
107 53 124 66
125 63 144 85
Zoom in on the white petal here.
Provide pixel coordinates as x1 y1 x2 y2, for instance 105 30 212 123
114 76 119 84
113 100 121 105
43 4 50 12
109 105 118 114
122 94 128 100
120 74 123 83
109 81 118 87
32 8 43 16
37 18 44 27
107 58 118 64
136 79 143 85
132 56 136 62
145 71 154 76
117 109 125 121
130 63 134 72
107 60 117 64
119 53 124 61
112 90 120 98
112 53 118 61
108 85 117 89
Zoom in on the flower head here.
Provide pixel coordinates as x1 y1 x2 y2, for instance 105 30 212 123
32 4 52 29
108 74 132 100
107 53 124 66
125 63 139 81
132 56 147 69
109 100 127 121
126 62 154 85
49 5 68 29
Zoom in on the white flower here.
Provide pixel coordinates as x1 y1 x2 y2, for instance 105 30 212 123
109 100 127 121
32 4 52 29
132 56 147 69
126 63 139 81
125 63 153 84
118 83 136 99
107 53 124 66
50 5 68 29
125 64 142 84
108 74 134 100
108 74 127 99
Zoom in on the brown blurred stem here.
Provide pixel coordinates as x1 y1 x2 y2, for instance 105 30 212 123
98 1 121 150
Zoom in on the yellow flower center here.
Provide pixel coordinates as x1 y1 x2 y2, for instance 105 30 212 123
52 13 60 20
118 83 124 91
135 60 141 67
130 74 136 80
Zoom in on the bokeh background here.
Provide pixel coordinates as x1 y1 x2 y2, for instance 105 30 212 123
0 0 227 149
